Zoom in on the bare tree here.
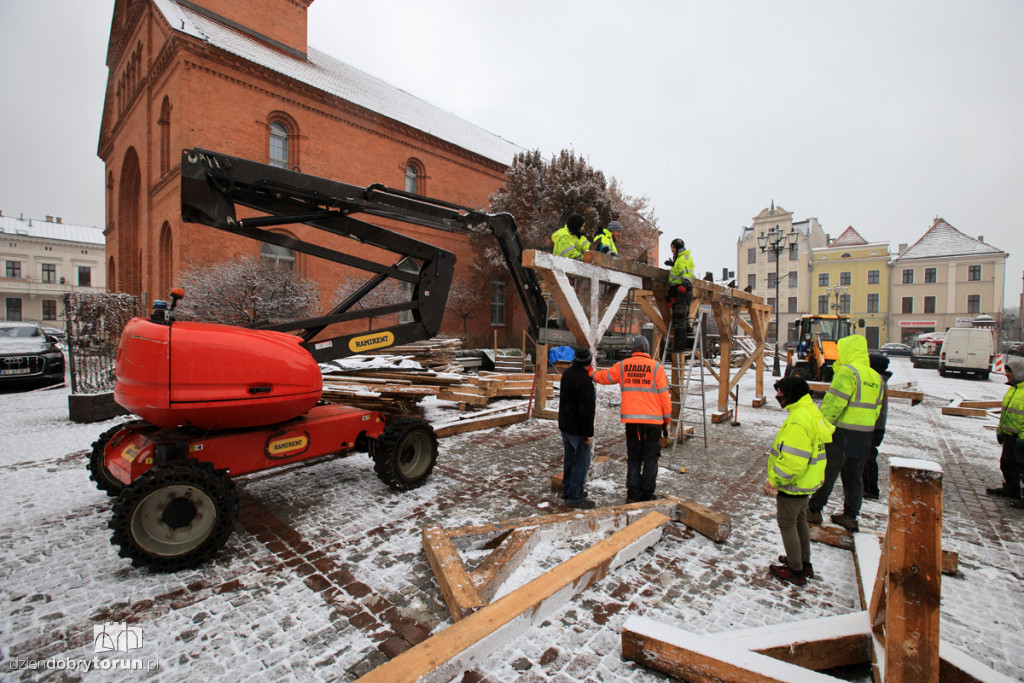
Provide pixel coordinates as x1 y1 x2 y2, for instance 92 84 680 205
175 257 320 325
446 277 479 337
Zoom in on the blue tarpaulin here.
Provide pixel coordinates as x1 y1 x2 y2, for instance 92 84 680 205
548 346 575 364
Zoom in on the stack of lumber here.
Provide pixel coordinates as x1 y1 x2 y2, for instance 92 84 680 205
364 337 463 372
437 372 556 409
321 375 441 416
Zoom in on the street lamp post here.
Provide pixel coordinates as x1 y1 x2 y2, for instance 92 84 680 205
830 283 849 315
757 225 800 377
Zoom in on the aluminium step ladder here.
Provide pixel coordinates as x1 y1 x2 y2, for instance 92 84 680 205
660 315 708 472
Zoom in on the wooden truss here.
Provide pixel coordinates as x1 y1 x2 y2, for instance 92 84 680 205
522 250 773 414
621 459 1012 683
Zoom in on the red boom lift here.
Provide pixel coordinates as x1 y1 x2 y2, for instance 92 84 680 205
89 148 561 570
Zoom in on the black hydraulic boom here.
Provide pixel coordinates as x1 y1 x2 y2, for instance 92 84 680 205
180 148 549 362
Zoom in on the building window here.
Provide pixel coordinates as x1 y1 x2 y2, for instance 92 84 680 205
767 272 777 289
788 271 798 287
840 271 851 286
902 296 913 314
77 266 92 287
747 248 756 265
787 296 797 313
924 267 937 283
260 242 295 271
818 272 829 287
768 249 778 264
924 296 936 314
867 270 879 284
269 121 289 168
747 274 756 290
6 298 22 320
42 299 57 320
788 243 799 260
767 297 776 310
967 294 981 314
490 279 506 325
902 268 914 284
41 263 57 283
867 293 879 313
840 294 851 315
968 265 981 281
817 295 829 314
5 261 21 279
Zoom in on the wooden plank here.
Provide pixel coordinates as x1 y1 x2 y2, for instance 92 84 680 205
358 512 670 683
470 527 539 602
532 407 558 420
751 395 767 407
675 496 731 542
942 397 990 418
433 411 528 438
705 612 872 671
886 458 943 683
807 381 924 404
422 527 485 621
711 410 733 424
622 615 842 683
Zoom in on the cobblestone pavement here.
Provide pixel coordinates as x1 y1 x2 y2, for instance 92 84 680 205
1 359 1022 681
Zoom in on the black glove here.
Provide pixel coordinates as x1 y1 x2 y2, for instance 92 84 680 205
664 258 674 267
997 433 1004 445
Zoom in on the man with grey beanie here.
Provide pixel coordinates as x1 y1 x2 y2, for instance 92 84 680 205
558 346 597 508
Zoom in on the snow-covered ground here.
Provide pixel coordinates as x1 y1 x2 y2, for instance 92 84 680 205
1 357 1021 681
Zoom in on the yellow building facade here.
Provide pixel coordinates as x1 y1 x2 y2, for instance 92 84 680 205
809 227 890 350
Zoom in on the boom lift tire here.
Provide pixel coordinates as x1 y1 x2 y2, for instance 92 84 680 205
109 460 238 571
88 421 145 496
371 418 438 491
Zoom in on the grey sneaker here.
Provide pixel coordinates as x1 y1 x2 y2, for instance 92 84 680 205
831 513 859 532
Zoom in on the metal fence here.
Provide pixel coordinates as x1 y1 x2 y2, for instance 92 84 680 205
64 292 139 394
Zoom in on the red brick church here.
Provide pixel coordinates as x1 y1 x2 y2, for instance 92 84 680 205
98 0 526 343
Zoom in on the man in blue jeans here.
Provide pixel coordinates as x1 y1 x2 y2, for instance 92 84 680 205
558 346 597 509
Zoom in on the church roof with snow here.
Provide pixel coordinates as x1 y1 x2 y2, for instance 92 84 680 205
894 218 1005 261
152 0 524 166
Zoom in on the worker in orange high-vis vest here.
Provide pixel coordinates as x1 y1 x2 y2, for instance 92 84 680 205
593 335 672 502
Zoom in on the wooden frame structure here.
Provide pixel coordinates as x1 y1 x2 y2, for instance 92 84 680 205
522 250 773 414
622 458 1012 682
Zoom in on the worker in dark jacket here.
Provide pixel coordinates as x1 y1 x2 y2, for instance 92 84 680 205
558 346 597 509
862 352 892 500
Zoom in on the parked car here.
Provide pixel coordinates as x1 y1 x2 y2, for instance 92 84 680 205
911 332 944 368
939 327 995 379
880 342 912 357
0 322 66 389
40 325 67 342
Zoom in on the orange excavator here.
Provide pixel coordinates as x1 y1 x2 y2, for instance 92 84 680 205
786 314 853 382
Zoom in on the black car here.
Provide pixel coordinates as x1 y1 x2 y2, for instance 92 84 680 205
879 342 912 357
0 322 66 389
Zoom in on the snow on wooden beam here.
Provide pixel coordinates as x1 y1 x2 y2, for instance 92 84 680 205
359 511 670 683
705 612 872 671
622 615 844 682
810 524 959 576
432 410 529 438
470 527 539 603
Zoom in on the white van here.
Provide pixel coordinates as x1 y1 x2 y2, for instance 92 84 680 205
939 327 995 379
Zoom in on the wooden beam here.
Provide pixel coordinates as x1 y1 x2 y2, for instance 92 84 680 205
941 398 990 418
422 527 485 621
433 411 529 438
359 512 670 683
705 612 872 671
550 455 613 493
675 497 731 542
622 615 843 683
470 527 539 603
885 457 943 683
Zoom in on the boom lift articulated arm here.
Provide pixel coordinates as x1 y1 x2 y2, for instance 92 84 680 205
180 148 548 362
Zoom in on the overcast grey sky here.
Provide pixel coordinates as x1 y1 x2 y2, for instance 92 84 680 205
1 1 1021 305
